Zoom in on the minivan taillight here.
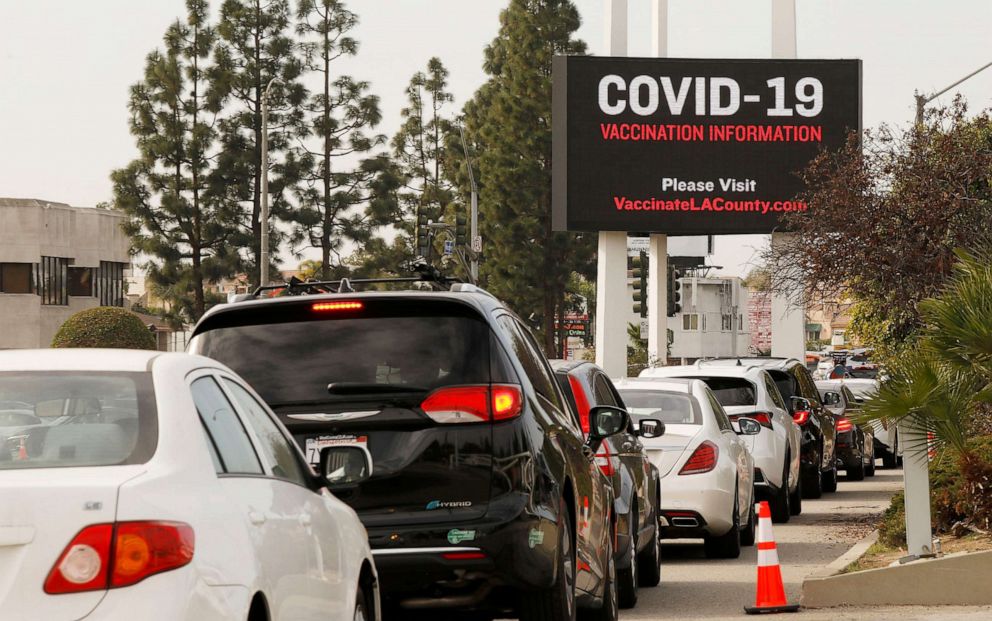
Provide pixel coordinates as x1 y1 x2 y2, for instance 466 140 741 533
793 410 811 425
421 385 523 424
595 442 614 477
836 417 854 433
45 521 194 594
728 411 773 429
567 375 591 434
679 441 718 475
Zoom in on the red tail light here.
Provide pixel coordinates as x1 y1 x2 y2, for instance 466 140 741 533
793 410 811 425
441 551 487 560
312 300 363 312
567 375 591 434
421 385 523 424
595 442 615 477
679 441 719 475
728 411 773 429
45 521 194 594
836 417 854 433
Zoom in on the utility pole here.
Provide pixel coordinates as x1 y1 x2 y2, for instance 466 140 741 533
260 78 280 287
458 126 479 282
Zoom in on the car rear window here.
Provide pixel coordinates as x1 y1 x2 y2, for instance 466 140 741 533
684 376 756 407
616 389 701 425
193 300 498 405
0 372 157 469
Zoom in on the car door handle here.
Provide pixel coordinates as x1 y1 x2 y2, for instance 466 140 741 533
248 511 266 525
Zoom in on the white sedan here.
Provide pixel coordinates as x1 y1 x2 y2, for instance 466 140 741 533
0 349 378 621
614 377 757 559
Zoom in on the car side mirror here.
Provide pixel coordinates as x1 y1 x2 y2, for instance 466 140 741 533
319 446 372 488
637 418 665 439
587 406 630 446
735 417 762 436
790 396 812 412
822 392 841 406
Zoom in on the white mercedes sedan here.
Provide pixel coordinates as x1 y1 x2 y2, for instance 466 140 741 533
0 349 378 621
613 377 757 559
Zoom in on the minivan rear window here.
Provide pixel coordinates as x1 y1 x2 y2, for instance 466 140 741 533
193 301 496 405
0 372 157 469
684 376 756 407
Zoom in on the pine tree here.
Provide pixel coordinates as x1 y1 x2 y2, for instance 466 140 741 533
289 0 398 280
212 0 307 286
460 0 595 353
112 0 238 323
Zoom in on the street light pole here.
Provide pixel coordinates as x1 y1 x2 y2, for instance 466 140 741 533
915 60 992 125
260 77 280 287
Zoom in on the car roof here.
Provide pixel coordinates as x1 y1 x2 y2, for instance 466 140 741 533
0 348 163 372
192 289 507 337
550 359 596 374
612 377 695 394
640 364 768 380
696 357 801 370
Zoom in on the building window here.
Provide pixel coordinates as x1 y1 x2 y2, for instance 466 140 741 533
38 257 70 305
683 313 699 331
68 267 95 297
98 261 127 307
0 263 33 294
721 314 733 331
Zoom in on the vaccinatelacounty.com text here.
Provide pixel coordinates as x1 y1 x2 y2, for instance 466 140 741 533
613 196 808 215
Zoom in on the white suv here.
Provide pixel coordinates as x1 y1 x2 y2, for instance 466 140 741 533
640 364 802 523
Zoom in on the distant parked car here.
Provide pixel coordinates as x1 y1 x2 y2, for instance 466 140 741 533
0 349 378 621
640 363 802 523
553 360 663 608
816 380 876 480
843 378 899 467
613 377 757 559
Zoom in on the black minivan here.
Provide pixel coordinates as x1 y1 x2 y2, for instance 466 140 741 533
190 281 628 621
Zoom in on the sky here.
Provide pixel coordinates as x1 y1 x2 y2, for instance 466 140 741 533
2 0 992 277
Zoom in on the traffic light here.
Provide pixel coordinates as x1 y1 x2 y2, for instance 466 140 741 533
629 251 648 317
455 214 468 247
667 267 682 317
416 210 430 258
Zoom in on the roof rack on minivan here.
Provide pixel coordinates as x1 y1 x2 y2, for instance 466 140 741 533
242 264 464 300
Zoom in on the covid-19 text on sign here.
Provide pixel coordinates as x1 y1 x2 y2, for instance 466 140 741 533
551 57 861 234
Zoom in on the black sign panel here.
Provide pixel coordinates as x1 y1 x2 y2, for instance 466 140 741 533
552 57 862 234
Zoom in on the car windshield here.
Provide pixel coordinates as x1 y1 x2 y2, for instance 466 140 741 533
193 303 494 405
0 372 157 470
685 376 756 406
616 389 700 425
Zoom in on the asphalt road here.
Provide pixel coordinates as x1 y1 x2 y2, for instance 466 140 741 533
624 466 903 620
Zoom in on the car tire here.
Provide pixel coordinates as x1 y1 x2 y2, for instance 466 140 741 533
617 513 638 609
580 527 618 621
704 491 742 559
353 586 369 621
822 465 839 493
520 499 576 621
882 452 897 469
865 446 876 477
802 448 823 499
789 470 803 516
770 456 791 524
740 492 757 546
636 505 661 588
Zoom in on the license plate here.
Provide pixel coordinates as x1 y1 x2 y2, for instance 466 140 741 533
305 434 368 465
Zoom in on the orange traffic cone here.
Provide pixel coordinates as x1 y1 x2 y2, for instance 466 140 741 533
744 501 800 614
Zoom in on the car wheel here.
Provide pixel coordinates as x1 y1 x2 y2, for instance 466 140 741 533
802 448 823 499
520 499 575 621
353 586 368 621
740 491 757 546
704 489 742 559
822 464 839 493
789 469 803 515
882 451 897 469
580 528 618 621
636 503 661 587
617 513 638 609
770 456 791 524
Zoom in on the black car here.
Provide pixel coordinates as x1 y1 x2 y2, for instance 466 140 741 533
698 358 837 498
816 380 876 480
190 279 627 621
552 360 663 609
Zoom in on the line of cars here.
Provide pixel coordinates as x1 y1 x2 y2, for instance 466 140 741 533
0 277 889 621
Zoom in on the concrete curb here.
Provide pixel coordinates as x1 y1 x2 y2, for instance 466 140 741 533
802 546 992 608
806 529 879 581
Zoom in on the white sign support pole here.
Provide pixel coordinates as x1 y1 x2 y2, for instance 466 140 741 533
647 0 669 366
595 0 629 377
769 0 804 362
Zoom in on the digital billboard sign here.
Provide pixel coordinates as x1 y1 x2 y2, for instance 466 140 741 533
552 57 862 234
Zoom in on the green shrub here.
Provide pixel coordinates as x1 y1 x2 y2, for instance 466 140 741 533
878 491 907 548
52 307 157 350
